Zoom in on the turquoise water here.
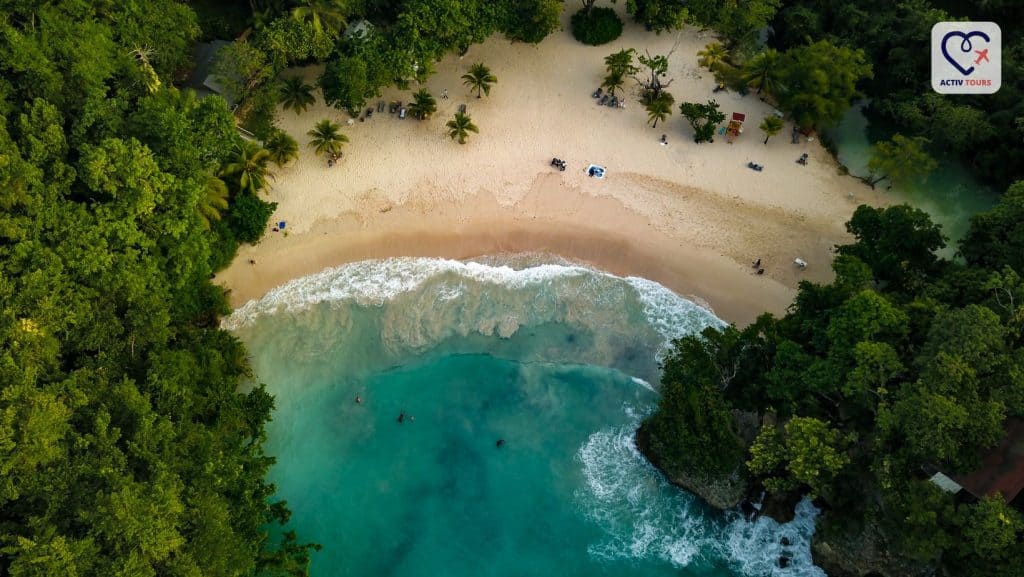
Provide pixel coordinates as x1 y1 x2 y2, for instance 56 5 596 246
228 257 826 577
827 102 996 251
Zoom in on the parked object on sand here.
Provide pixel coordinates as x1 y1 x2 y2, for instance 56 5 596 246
586 164 606 179
746 162 764 172
794 258 808 269
592 87 603 98
399 107 407 119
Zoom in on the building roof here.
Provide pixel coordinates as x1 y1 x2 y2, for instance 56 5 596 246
953 417 1024 504
182 40 231 96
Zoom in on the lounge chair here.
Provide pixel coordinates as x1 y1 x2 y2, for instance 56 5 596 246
399 107 407 119
378 101 385 112
599 94 610 105
592 88 603 98
608 96 618 108
366 108 373 119
747 162 764 172
458 104 467 114
389 101 399 114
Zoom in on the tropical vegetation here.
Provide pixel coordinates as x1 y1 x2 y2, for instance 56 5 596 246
279 76 317 114
570 6 624 46
679 100 726 143
307 119 349 157
759 115 784 144
446 112 480 144
462 63 498 99
408 89 438 120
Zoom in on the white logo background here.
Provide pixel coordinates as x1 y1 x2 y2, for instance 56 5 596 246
931 21 1001 95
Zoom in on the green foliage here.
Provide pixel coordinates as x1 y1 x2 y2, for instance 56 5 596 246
446 111 479 144
220 140 275 195
462 63 497 99
258 16 334 66
838 204 946 294
500 0 563 44
697 43 729 72
291 0 348 38
279 76 317 114
570 7 624 46
212 41 274 106
229 192 278 243
679 100 726 143
949 496 1024 577
319 55 372 112
866 134 937 189
408 89 438 120
626 0 688 33
961 181 1024 274
774 40 872 132
641 328 749 478
759 115 784 144
605 49 639 78
0 4 311 576
748 417 854 498
741 49 780 97
645 91 674 128
265 130 299 167
685 0 781 47
307 119 348 157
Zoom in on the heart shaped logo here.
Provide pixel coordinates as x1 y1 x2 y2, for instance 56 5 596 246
941 30 990 76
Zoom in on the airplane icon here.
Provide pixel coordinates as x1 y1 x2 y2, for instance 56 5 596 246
974 49 989 65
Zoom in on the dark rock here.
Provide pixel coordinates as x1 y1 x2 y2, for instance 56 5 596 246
635 424 749 510
778 556 790 569
781 537 792 546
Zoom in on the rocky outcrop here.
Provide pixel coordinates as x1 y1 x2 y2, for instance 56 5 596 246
811 514 932 577
635 423 749 510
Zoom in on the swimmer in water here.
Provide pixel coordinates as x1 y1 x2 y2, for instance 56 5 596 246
355 395 362 404
496 439 505 448
397 411 405 424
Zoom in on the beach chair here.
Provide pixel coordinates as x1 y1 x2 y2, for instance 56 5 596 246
458 104 467 114
366 108 373 119
592 87 603 98
599 94 609 105
794 258 808 270
399 107 407 119
378 101 385 112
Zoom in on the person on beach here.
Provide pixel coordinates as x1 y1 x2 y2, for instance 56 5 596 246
248 259 256 265
397 411 405 423
442 88 448 99
752 258 761 268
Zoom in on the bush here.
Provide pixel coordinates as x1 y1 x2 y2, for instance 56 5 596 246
228 192 277 244
571 7 623 46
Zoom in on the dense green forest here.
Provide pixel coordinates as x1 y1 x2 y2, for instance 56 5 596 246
0 1 299 576
3 0 1022 576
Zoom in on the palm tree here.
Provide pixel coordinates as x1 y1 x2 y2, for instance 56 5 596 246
408 89 437 120
279 77 316 114
741 49 780 97
645 92 675 128
292 0 347 37
265 130 299 167
220 140 274 195
307 119 349 157
601 71 625 97
759 115 785 144
446 112 479 144
697 42 729 72
461 63 497 99
198 174 229 228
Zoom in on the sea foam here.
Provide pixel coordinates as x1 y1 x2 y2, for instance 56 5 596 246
223 257 724 349
577 407 827 577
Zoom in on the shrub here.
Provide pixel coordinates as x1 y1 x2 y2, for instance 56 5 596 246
571 7 623 46
229 193 277 244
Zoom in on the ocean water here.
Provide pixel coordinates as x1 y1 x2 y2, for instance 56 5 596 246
227 256 827 577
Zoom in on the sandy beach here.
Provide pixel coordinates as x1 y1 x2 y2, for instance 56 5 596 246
216 6 888 326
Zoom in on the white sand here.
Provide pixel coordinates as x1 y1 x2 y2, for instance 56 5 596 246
216 6 888 326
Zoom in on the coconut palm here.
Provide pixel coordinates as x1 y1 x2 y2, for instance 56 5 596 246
697 42 729 72
408 89 437 120
265 130 299 167
279 76 316 114
292 0 347 37
220 140 274 195
741 49 780 97
759 115 785 144
601 70 625 97
645 92 675 128
198 174 229 228
307 119 348 157
461 63 497 99
446 112 479 144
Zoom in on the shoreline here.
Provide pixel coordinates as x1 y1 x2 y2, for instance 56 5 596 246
217 8 889 327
